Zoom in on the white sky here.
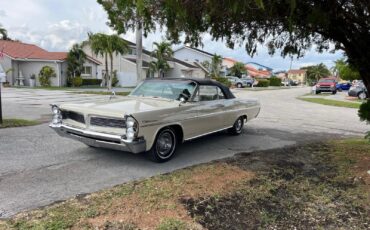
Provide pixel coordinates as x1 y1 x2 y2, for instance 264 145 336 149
0 0 343 71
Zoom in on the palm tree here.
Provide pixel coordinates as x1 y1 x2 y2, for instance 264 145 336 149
88 33 129 90
66 44 87 78
306 63 331 82
149 41 173 78
0 24 8 40
211 54 222 77
229 62 247 78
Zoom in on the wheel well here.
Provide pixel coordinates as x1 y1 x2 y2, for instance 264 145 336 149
160 124 184 143
241 115 247 122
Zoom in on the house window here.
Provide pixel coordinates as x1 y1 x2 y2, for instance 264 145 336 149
82 66 92 76
130 48 137 55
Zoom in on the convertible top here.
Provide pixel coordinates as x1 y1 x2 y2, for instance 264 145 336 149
145 78 236 99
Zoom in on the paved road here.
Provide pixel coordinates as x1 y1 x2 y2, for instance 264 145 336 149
0 87 368 218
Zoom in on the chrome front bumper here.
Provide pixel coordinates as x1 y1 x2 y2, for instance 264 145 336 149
49 124 146 154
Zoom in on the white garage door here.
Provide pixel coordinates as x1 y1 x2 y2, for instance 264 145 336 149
117 72 137 87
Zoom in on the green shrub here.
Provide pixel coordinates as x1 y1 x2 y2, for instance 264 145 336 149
358 100 370 140
269 77 282 86
212 76 231 87
256 79 270 87
38 66 56 87
112 70 119 87
82 79 102 86
72 76 83 87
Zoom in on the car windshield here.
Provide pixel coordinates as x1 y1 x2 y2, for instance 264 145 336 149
319 79 335 83
130 80 197 100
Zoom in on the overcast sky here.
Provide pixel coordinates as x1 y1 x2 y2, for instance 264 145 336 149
0 0 343 71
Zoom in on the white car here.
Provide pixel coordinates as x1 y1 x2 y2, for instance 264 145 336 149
50 78 261 162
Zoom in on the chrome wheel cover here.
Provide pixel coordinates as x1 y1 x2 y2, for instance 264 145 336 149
235 118 243 132
156 131 175 159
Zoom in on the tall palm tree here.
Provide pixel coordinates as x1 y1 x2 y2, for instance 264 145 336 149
149 41 173 78
308 63 331 82
0 24 8 40
66 44 87 78
211 54 222 77
88 33 129 90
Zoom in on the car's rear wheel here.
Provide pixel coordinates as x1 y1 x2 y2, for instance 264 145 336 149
358 91 367 100
332 90 337 95
236 83 242 88
228 116 244 135
315 90 320 94
147 127 177 163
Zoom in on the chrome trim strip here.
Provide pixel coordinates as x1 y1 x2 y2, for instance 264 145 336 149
184 126 233 141
140 107 255 128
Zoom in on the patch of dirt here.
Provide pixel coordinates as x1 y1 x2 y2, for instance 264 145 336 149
86 163 253 229
183 144 370 229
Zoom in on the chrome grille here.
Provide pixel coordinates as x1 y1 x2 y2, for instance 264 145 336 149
90 117 126 128
61 111 85 124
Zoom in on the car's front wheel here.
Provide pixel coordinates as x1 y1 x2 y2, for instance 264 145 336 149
358 91 367 100
147 127 177 163
236 83 242 88
228 116 245 135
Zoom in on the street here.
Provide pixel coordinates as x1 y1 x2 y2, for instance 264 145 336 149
0 87 368 218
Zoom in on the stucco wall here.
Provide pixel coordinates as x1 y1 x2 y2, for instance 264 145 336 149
173 48 212 63
17 61 62 86
0 55 13 84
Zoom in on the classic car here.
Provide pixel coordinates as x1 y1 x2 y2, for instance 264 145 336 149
49 78 261 162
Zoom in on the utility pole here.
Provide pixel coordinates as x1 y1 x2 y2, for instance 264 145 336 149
136 21 143 83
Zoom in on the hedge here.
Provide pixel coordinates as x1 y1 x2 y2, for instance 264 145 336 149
269 77 282 86
256 79 270 87
82 79 103 86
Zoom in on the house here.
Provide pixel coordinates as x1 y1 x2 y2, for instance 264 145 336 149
287 69 307 84
83 41 207 87
173 46 227 76
245 64 271 78
0 40 101 87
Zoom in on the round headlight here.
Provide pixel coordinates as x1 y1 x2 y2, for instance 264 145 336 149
52 106 60 115
126 127 135 139
126 117 136 128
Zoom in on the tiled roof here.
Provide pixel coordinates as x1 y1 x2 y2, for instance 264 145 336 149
0 40 66 60
245 64 271 77
287 69 306 74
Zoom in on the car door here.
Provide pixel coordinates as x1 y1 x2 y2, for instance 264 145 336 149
190 85 226 136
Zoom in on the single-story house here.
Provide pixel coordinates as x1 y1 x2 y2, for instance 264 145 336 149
287 69 307 84
0 40 101 87
82 40 207 87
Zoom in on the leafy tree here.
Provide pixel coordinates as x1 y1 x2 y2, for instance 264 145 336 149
38 66 56 87
66 44 87 78
210 54 222 77
0 24 8 40
98 0 370 92
229 62 247 78
302 63 331 83
334 59 360 81
149 41 173 78
87 33 129 90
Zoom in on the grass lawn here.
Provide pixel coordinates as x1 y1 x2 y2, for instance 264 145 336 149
298 97 361 109
73 91 130 96
0 119 40 129
1 138 369 229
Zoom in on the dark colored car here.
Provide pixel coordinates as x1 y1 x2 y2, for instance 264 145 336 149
336 81 352 91
315 78 337 94
348 81 368 99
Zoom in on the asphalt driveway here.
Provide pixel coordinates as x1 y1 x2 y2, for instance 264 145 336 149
0 87 368 218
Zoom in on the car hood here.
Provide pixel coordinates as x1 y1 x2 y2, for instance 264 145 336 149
59 96 180 118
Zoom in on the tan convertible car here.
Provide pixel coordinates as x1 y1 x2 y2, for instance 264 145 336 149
50 78 260 162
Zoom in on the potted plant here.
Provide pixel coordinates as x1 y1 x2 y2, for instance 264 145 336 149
29 74 36 87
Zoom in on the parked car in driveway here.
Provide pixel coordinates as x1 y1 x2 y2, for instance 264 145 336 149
49 78 261 162
348 81 368 99
315 78 337 94
226 76 254 88
336 81 352 91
